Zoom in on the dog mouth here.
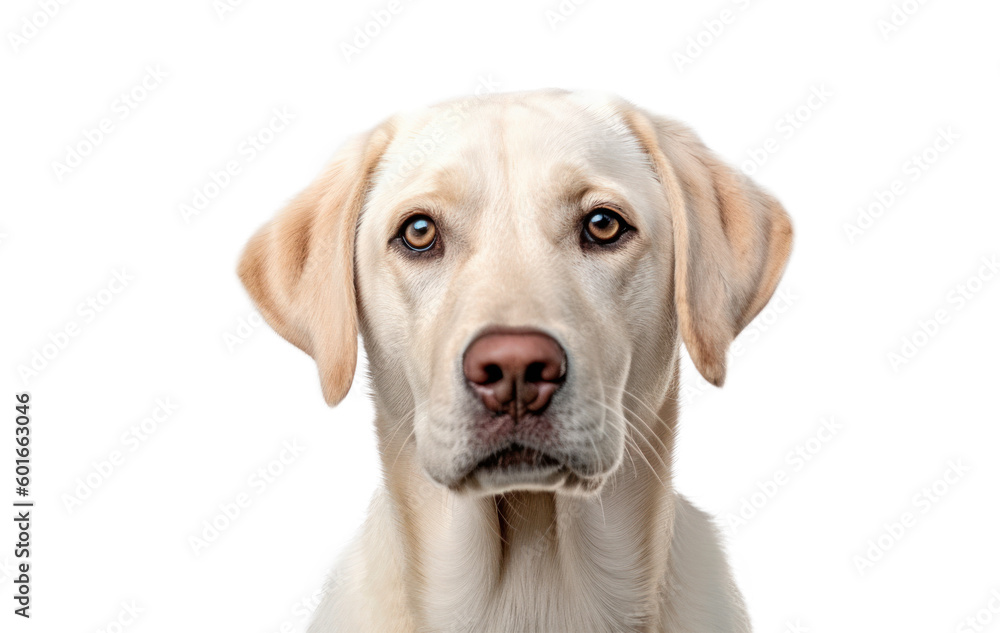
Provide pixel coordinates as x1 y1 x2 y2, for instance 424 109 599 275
475 443 561 471
455 443 567 493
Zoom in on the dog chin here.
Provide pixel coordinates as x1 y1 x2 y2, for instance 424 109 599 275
442 446 608 497
460 462 567 494
457 469 608 497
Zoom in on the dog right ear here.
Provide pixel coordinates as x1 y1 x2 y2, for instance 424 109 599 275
620 106 793 388
238 122 395 406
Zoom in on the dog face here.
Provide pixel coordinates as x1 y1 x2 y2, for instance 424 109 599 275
239 90 792 497
355 94 672 494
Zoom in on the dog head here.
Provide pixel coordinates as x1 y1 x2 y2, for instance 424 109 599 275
239 90 792 496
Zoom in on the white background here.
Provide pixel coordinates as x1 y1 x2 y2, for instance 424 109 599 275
2 0 999 631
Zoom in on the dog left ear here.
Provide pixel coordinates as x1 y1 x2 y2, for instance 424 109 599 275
238 121 395 406
622 107 793 387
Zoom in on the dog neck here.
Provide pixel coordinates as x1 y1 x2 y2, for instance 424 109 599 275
381 391 678 633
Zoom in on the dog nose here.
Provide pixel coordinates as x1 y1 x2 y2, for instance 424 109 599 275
463 330 566 415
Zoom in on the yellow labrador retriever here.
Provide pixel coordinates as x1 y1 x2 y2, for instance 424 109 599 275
239 90 792 633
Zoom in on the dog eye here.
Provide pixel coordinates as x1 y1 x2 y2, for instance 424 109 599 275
582 209 629 245
401 215 438 251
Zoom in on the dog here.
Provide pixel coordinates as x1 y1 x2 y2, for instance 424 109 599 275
238 89 793 633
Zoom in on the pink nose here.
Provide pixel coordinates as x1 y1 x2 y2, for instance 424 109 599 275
463 330 567 415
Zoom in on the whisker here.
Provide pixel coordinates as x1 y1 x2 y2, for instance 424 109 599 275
617 400 672 456
389 426 417 471
382 404 418 453
585 396 668 490
618 386 677 437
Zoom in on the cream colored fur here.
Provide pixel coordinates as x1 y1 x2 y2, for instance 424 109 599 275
239 90 792 633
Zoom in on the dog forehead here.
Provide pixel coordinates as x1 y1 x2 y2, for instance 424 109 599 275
370 91 651 205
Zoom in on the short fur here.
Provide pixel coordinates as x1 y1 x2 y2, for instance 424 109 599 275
239 90 792 633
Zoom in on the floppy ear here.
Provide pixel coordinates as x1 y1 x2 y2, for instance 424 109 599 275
622 108 793 387
238 122 395 406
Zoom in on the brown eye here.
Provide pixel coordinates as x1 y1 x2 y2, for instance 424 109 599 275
401 215 437 251
583 209 628 245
